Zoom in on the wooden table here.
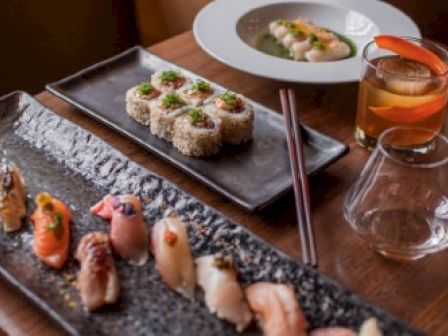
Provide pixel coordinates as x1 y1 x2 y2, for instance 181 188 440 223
1 31 447 336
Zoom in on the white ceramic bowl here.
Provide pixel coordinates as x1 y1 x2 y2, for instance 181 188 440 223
193 0 420 83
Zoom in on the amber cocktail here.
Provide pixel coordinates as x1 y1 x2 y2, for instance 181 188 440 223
355 36 448 149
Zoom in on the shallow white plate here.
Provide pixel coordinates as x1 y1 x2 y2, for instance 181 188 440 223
193 0 420 83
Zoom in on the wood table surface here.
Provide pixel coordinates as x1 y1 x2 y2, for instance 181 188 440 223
1 31 447 336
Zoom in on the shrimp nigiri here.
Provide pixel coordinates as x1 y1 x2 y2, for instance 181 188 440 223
31 192 71 269
246 282 309 336
196 253 253 332
310 327 356 336
76 232 119 311
151 216 196 300
91 194 148 266
0 161 26 232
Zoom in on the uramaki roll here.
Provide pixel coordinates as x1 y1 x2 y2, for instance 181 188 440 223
150 91 188 141
173 108 222 157
177 79 215 107
204 91 254 144
151 69 189 92
125 82 160 126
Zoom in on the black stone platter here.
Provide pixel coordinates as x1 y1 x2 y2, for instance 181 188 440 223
0 92 420 336
46 46 349 211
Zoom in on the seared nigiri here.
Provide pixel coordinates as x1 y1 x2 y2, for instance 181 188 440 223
359 317 383 336
31 192 71 269
91 194 148 266
310 327 356 336
246 282 309 336
76 232 119 311
0 161 26 232
151 216 196 300
196 253 253 332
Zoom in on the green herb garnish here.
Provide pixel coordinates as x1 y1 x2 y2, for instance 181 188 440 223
291 28 303 38
47 213 63 239
161 93 186 108
188 108 205 124
161 70 180 84
308 34 318 44
220 91 237 109
138 82 154 95
313 41 325 50
191 79 210 93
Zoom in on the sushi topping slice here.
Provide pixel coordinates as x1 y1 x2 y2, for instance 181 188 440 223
160 70 185 89
76 232 119 311
0 161 27 232
161 93 187 109
187 108 214 129
164 229 178 246
91 195 149 266
31 192 71 269
216 91 243 113
190 79 213 97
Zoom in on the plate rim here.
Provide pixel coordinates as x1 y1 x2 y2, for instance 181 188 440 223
193 0 421 83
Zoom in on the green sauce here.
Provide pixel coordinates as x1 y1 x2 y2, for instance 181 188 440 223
255 28 357 61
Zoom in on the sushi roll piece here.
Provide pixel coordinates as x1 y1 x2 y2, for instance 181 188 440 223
178 79 215 107
151 216 196 300
196 253 253 332
151 69 189 92
204 91 254 144
0 160 26 232
91 194 149 266
31 192 71 269
172 108 222 157
76 232 119 312
246 282 309 336
150 92 188 141
125 82 161 126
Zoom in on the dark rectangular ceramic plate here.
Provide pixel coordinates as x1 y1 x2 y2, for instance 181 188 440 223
46 46 349 211
0 91 421 336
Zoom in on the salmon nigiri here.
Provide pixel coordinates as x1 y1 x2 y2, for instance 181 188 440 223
31 192 71 269
91 194 148 266
76 232 119 311
246 282 309 336
196 253 253 332
151 216 196 300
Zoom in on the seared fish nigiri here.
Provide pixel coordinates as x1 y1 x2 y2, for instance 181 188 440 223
246 282 309 336
196 253 253 332
91 194 148 266
76 232 119 311
310 327 356 336
151 216 196 300
31 192 71 269
0 161 26 232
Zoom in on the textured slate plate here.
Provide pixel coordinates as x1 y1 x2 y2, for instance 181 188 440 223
0 92 420 336
46 46 348 211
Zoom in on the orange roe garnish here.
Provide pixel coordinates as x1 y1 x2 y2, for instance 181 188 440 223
164 229 178 246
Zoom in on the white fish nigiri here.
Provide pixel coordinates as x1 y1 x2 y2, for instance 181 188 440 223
246 282 309 336
151 216 196 300
305 40 350 62
359 317 383 336
269 21 290 40
196 254 253 332
291 40 312 60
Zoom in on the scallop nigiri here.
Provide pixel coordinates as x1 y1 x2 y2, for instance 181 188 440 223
151 216 196 300
76 232 119 311
31 192 71 269
0 161 26 232
196 253 253 332
91 194 148 266
246 282 309 336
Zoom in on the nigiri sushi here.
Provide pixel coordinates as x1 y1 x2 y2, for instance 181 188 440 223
151 216 196 300
151 70 189 92
204 91 254 144
178 79 215 107
91 194 148 266
196 253 253 332
150 92 188 141
246 282 309 336
76 232 119 311
359 317 383 336
310 327 356 336
0 161 26 232
31 192 71 269
172 107 222 157
126 82 161 126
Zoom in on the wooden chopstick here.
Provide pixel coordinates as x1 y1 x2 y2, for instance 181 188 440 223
279 88 318 267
